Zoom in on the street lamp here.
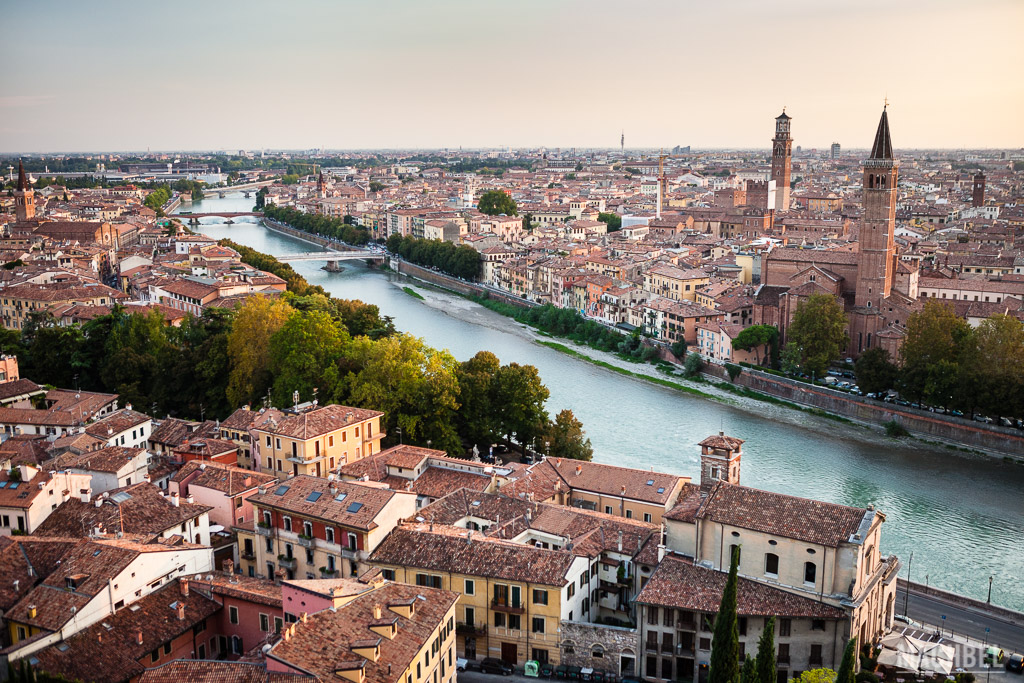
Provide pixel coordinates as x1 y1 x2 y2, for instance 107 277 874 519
903 551 913 616
396 427 403 445
987 575 993 604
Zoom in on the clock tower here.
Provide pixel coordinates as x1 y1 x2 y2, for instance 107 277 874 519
770 110 793 212
14 160 35 222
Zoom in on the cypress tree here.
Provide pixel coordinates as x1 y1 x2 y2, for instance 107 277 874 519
709 547 741 683
755 616 777 683
741 655 759 683
836 637 858 683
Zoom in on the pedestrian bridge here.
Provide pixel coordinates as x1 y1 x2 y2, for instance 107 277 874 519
276 251 384 263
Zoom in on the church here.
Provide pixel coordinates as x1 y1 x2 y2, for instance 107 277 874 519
753 107 920 359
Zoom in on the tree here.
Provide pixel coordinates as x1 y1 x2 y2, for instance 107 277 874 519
456 351 501 451
835 638 858 683
269 309 350 407
597 212 622 232
254 187 267 209
369 181 385 192
780 342 802 375
683 352 704 378
491 362 549 453
962 314 1024 420
670 339 687 360
787 294 849 377
854 348 898 395
709 546 741 683
544 409 593 461
755 616 776 683
226 297 293 407
732 325 779 367
796 670 837 683
899 300 971 405
741 656 759 683
477 190 518 216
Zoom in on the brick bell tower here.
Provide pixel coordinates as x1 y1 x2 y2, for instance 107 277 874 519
771 109 793 212
855 106 898 310
972 172 986 208
14 160 35 222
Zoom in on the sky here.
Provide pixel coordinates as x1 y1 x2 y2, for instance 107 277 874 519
1 0 1022 153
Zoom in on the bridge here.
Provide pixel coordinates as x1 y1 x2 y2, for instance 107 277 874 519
199 180 276 198
178 212 262 224
276 251 384 263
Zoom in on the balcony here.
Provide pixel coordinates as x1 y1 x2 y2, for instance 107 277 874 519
255 524 273 537
297 535 315 548
278 556 296 570
319 567 340 578
340 547 360 560
490 599 525 614
456 622 487 637
240 550 256 561
645 641 659 653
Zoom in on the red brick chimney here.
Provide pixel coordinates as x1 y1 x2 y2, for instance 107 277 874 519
177 602 186 620
180 578 190 597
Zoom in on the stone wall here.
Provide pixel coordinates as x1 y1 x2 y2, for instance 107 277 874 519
395 260 537 310
899 579 1024 626
701 364 1024 458
558 620 639 676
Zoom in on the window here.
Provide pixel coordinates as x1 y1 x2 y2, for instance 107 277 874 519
810 644 823 665
779 618 791 637
283 516 292 532
465 579 475 595
326 527 335 543
566 583 575 599
765 553 779 577
533 589 548 605
163 643 171 655
532 617 545 634
303 521 313 537
260 613 270 631
508 614 521 631
605 506 613 515
229 606 239 624
644 513 652 523
804 562 817 585
329 435 334 447
647 656 658 677
416 574 442 589
274 617 283 633
494 612 506 628
625 509 633 519
232 635 244 655
465 606 475 625
382 569 395 581
811 619 825 631
699 637 711 651
739 617 747 636
777 643 790 664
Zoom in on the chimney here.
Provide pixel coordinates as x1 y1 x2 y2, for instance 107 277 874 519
28 605 37 619
300 612 309 623
80 488 91 504
617 530 623 552
373 604 382 619
223 558 235 575
137 630 144 645
94 498 103 508
274 568 286 586
176 602 185 620
13 579 19 592
575 464 582 476
466 530 472 545
181 579 190 597
170 492 180 507
186 494 195 504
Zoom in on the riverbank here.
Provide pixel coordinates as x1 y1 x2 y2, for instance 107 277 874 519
393 262 1023 461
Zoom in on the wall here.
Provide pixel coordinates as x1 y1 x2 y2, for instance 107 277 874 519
702 365 1024 458
396 260 537 310
899 579 1024 626
559 620 639 676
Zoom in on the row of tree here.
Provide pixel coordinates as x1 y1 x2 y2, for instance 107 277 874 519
262 205 371 245
730 293 1024 420
0 246 592 459
385 234 482 281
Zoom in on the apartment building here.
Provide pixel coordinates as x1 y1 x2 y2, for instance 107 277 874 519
252 404 385 479
643 264 711 302
0 465 93 536
239 475 416 581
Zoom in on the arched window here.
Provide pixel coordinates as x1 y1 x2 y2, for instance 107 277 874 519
765 553 779 577
804 562 817 584
592 645 605 659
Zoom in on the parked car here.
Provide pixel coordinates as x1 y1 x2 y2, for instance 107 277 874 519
893 614 919 628
457 658 469 672
481 658 515 676
1005 653 1024 674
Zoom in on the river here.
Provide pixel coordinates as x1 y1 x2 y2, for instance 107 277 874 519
178 194 1024 611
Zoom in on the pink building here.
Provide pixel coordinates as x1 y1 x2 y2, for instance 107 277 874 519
188 563 284 659
170 461 278 528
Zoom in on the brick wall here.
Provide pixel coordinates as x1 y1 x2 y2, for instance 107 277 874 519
559 620 639 676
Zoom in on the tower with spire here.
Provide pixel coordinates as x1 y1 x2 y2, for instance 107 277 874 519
770 109 792 212
14 160 35 222
316 170 326 199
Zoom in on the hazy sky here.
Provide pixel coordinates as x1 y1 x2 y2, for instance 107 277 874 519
2 0 1022 152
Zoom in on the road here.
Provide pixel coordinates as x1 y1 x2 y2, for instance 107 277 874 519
902 585 1024 651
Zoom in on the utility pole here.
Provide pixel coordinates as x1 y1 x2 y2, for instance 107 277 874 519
987 575 993 604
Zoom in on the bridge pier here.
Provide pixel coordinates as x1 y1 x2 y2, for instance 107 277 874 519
244 192 251 198
189 216 199 225
218 192 226 198
322 260 344 273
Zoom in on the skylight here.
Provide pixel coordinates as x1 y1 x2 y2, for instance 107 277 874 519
657 487 665 494
110 492 132 503
306 491 323 503
646 480 654 486
347 502 364 514
274 485 290 496
335 492 348 503
8 482 18 490
0 482 6 488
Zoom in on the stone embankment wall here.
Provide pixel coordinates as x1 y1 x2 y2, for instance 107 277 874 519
262 219 338 249
558 620 638 673
702 364 1024 457
395 260 536 310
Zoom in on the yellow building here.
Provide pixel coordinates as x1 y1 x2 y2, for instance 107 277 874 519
252 404 384 479
642 264 710 302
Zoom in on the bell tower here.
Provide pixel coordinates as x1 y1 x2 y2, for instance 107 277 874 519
14 161 35 222
855 106 898 310
698 432 744 489
771 110 792 212
972 172 986 208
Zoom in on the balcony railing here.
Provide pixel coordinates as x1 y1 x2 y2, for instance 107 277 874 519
255 524 273 537
278 556 296 570
297 535 314 548
456 623 487 637
491 599 525 614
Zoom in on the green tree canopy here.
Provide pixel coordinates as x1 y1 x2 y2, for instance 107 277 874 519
835 638 857 683
491 362 549 454
787 294 849 377
898 300 971 406
709 546 741 683
227 296 293 407
269 309 350 407
544 409 593 461
597 212 622 232
456 351 501 451
796 670 837 683
477 190 518 216
854 347 898 395
732 324 779 367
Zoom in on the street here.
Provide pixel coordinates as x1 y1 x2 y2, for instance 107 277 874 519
903 586 1024 652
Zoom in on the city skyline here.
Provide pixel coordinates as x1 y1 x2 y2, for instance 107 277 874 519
2 0 1023 153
